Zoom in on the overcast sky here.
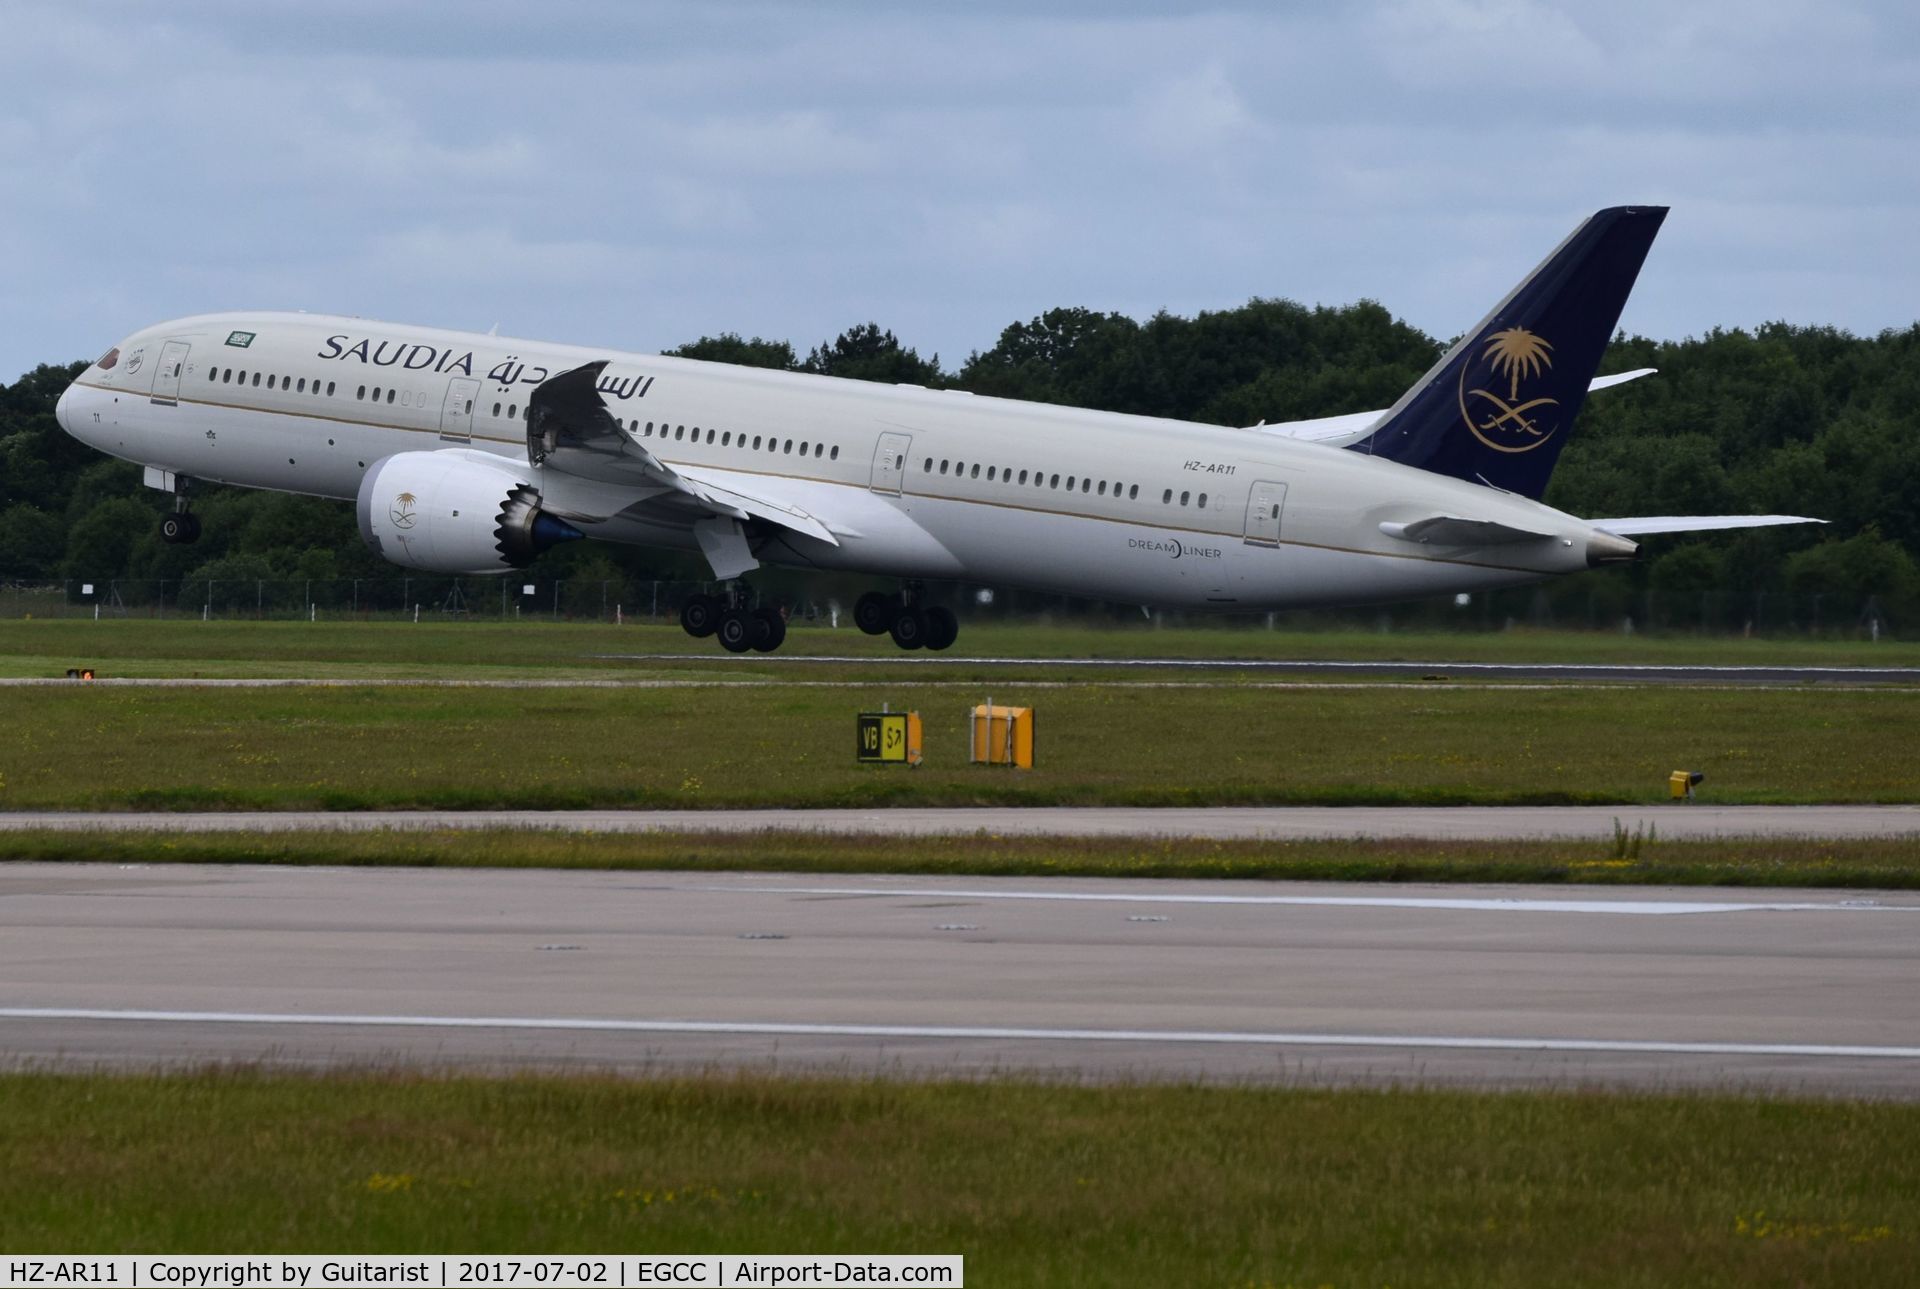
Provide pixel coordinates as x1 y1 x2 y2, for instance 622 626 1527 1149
5 0 1918 381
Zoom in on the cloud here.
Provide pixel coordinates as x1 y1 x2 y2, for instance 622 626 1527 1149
2 0 1917 381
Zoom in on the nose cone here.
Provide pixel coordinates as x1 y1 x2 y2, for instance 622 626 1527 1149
55 382 76 437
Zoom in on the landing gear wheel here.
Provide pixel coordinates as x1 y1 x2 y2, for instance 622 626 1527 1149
889 607 928 650
854 591 893 636
923 606 959 651
680 594 720 638
160 513 200 544
717 608 756 653
751 608 786 652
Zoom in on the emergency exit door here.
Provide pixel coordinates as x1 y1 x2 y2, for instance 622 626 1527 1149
1243 480 1287 546
870 431 912 495
440 377 480 442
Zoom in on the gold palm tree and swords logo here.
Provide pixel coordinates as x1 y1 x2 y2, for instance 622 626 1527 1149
1457 327 1560 453
390 491 418 529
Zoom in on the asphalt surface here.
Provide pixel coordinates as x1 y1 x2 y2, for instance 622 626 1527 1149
3 863 1917 1095
591 654 1920 684
3 804 1917 839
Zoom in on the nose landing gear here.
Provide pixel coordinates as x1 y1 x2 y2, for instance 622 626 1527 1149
159 478 200 544
856 587 958 651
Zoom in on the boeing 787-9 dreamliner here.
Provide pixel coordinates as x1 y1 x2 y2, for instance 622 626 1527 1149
57 206 1816 652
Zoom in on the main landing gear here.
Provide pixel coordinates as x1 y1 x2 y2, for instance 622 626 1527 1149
159 479 201 544
680 587 786 654
855 586 958 652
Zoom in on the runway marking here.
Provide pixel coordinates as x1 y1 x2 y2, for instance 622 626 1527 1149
4 1007 1915 1060
690 883 1920 916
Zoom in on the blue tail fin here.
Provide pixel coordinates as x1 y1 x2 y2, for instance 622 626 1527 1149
1348 206 1666 499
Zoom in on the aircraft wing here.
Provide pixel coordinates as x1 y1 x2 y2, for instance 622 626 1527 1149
1253 368 1658 444
1586 515 1826 536
527 360 840 548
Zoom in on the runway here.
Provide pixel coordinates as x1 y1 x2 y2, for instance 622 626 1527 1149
4 804 1918 839
3 863 1916 1094
592 653 1920 684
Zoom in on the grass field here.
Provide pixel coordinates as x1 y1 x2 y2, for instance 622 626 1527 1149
0 1069 1914 1286
5 827 1919 888
2 678 1917 810
4 617 1920 680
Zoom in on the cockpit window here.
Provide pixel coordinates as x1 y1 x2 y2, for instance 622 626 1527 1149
97 347 119 370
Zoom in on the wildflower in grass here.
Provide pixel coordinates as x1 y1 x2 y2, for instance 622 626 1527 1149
364 1173 415 1193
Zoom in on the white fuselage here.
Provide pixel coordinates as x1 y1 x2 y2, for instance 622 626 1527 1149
56 311 1605 608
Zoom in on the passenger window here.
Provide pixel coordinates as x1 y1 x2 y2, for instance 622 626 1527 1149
296 378 306 393
1180 491 1190 506
924 458 933 472
327 382 335 396
1082 479 1091 493
1163 489 1172 503
387 389 396 404
222 370 233 384
784 439 793 453
210 368 219 382
970 464 980 479
492 403 501 417
939 460 949 474
706 429 715 444
722 431 732 446
1050 474 1060 488
1097 481 1106 495
1198 492 1207 507
357 385 366 399
986 467 996 482
505 402 514 417
252 373 261 387
1129 485 1139 500
1018 470 1028 484
830 445 839 460
465 400 473 414
1066 476 1075 490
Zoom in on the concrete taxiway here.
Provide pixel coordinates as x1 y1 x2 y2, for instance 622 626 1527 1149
2 804 1917 839
2 863 1916 1094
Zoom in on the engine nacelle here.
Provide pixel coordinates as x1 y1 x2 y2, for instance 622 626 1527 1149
355 450 582 574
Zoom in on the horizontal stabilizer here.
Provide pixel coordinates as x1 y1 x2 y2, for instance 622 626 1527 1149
1588 515 1826 537
1254 369 1656 445
1380 515 1557 546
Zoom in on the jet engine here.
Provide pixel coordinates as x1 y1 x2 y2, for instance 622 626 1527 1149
355 450 583 574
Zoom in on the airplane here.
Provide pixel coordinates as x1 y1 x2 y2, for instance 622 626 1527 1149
56 205 1818 653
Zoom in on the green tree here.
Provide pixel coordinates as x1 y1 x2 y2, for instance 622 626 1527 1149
663 334 799 370
0 504 64 577
802 324 942 385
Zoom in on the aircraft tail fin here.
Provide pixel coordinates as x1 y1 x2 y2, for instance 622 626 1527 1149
1348 206 1667 499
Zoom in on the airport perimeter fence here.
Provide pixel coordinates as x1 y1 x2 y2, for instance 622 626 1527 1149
0 574 1909 639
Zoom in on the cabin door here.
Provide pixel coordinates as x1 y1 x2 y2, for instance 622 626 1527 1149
870 431 912 495
439 377 480 442
1243 480 1287 546
150 341 190 406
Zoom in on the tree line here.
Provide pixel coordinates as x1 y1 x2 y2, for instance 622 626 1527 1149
4 301 1917 616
